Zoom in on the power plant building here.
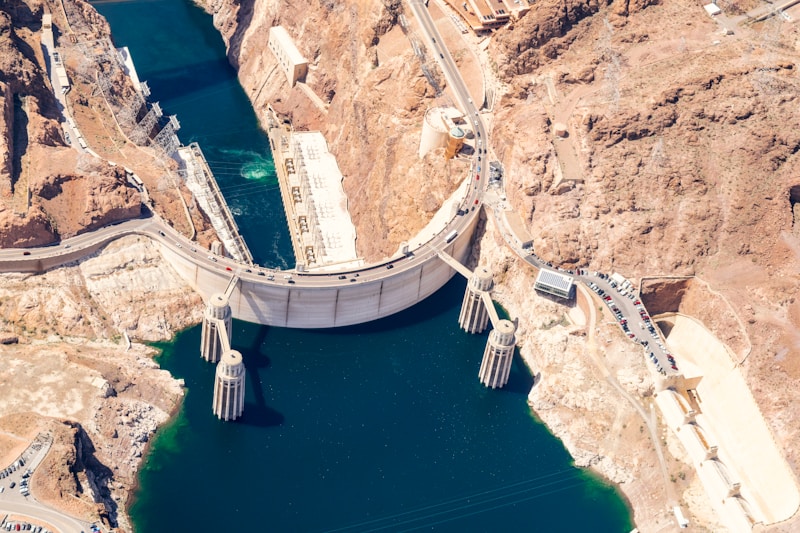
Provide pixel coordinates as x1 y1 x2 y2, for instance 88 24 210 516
534 269 574 299
268 26 308 87
443 0 531 32
419 107 467 159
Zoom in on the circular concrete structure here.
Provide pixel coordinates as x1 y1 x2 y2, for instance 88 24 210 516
200 293 232 363
480 320 517 389
207 293 231 319
419 107 450 158
492 319 516 346
213 349 246 421
470 266 494 292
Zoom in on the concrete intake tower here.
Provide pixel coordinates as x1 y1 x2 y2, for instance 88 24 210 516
459 266 493 333
212 349 246 421
479 319 516 389
201 293 232 363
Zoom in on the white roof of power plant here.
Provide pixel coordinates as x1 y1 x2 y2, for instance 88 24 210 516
292 132 358 266
270 26 307 65
535 269 574 294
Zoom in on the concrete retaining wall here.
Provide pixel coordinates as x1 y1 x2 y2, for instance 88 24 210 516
161 212 479 328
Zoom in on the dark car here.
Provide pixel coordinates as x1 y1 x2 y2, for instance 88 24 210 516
22 251 30 256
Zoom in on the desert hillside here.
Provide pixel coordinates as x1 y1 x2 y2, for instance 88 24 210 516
200 0 800 529
1 0 800 530
200 0 471 261
488 0 800 488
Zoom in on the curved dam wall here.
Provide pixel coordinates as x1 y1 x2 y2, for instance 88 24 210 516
161 212 479 328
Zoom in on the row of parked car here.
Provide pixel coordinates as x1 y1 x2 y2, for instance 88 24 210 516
3 523 49 532
0 458 25 479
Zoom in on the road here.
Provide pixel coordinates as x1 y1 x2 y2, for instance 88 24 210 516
0 435 98 533
0 1 492 299
407 0 488 196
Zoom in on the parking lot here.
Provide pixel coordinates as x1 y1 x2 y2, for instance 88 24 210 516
577 270 680 378
0 434 97 533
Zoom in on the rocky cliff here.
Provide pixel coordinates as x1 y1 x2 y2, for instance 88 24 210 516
198 0 466 260
0 2 146 247
0 235 200 530
197 0 800 529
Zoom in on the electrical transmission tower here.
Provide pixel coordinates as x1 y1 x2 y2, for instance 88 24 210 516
152 115 181 156
130 101 163 145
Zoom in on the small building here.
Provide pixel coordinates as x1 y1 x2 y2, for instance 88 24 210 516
534 269 574 299
610 272 627 286
704 3 721 16
445 126 465 158
419 106 467 159
268 26 308 87
443 0 530 33
41 13 54 49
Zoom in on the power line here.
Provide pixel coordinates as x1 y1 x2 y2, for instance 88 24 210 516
323 467 588 533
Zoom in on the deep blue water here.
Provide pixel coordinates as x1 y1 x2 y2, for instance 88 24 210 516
92 0 291 267
90 1 633 531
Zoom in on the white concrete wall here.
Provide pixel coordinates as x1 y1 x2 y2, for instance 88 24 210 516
161 212 478 328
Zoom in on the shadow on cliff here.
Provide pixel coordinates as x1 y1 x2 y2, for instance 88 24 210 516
223 0 255 72
323 275 469 339
501 354 535 396
65 421 119 528
236 325 285 428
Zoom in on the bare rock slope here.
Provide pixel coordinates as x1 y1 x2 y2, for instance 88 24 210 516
201 0 800 529
0 2 141 247
199 0 467 261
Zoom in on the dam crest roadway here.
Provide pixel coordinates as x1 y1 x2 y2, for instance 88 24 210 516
0 1 491 330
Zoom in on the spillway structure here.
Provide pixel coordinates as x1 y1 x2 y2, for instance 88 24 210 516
200 292 232 363
212 349 246 421
458 266 493 333
479 319 516 389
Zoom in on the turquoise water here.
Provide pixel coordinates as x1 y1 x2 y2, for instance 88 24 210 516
91 1 634 531
91 0 291 267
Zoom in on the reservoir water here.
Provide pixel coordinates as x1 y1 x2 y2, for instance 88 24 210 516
90 1 633 531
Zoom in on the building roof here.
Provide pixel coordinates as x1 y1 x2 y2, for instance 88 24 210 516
503 210 533 245
292 132 358 266
535 269 574 293
270 25 307 65
450 126 465 138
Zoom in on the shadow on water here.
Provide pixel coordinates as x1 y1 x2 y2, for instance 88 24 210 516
321 276 470 338
501 353 535 395
236 325 284 428
143 58 238 105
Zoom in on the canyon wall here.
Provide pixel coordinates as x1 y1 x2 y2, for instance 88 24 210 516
0 2 145 247
0 235 202 531
198 0 467 261
199 0 800 529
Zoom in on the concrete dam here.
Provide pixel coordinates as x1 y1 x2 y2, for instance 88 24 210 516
159 211 480 329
